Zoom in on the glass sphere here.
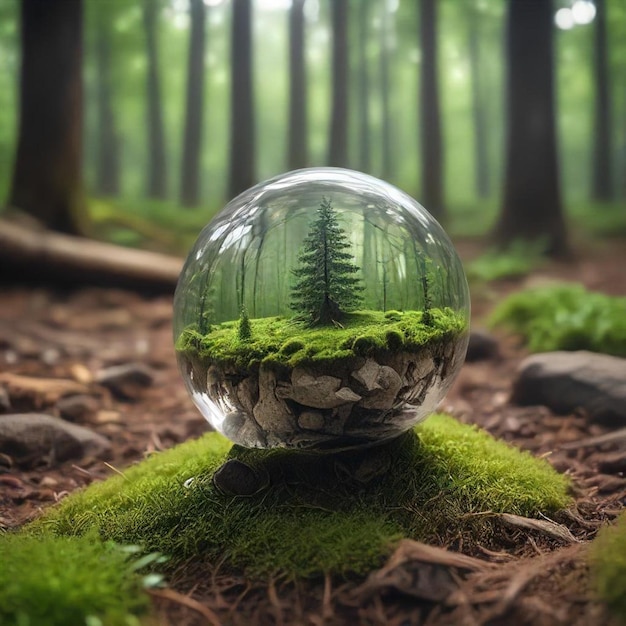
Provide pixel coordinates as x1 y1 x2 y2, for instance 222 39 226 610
174 168 470 450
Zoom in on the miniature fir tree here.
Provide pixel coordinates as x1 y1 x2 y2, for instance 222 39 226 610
238 305 252 341
290 198 363 325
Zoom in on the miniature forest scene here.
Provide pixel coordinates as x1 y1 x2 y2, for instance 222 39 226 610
174 168 470 449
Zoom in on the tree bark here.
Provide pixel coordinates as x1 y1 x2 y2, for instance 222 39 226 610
591 0 613 201
357 0 370 174
419 0 444 220
228 0 255 199
94 5 120 196
142 0 168 200
494 0 568 256
328 0 349 167
287 0 307 170
380 0 392 179
467 5 489 199
8 0 84 234
180 0 206 207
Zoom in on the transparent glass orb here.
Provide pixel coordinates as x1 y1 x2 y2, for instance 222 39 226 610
174 168 470 450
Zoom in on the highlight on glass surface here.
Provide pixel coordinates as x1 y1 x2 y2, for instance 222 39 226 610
173 168 470 449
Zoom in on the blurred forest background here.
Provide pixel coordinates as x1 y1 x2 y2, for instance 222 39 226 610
0 0 625 262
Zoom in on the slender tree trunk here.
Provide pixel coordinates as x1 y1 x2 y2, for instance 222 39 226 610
328 0 348 167
380 0 392 179
357 0 370 173
142 0 167 200
229 0 255 198
287 0 307 170
494 0 568 256
467 6 489 199
622 85 626 199
8 0 84 234
591 0 613 201
180 0 206 207
94 8 120 196
419 0 444 219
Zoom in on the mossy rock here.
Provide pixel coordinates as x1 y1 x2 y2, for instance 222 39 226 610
589 512 626 620
28 414 570 579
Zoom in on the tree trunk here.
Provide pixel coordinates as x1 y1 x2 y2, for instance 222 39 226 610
380 0 392 179
357 0 370 173
94 7 120 197
419 0 444 220
467 5 489 199
591 0 613 201
494 0 568 256
287 0 307 170
142 0 167 200
228 0 255 199
180 0 206 207
8 0 84 234
0 217 181 292
622 85 626 200
328 0 348 167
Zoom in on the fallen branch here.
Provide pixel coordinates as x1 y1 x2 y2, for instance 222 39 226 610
499 513 580 544
0 217 183 292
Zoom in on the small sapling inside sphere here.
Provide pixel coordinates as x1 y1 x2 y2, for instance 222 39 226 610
173 168 470 449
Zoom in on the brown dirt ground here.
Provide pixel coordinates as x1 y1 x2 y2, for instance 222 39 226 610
1 236 625 626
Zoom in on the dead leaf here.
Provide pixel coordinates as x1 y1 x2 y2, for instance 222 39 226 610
353 539 494 603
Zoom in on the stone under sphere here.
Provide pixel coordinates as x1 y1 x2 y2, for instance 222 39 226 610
173 168 470 449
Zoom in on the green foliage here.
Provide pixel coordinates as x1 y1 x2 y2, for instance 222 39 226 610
176 308 467 372
385 329 404 350
351 334 386 356
489 283 626 356
279 339 305 355
384 310 403 321
589 512 626 620
238 306 252 342
569 202 626 238
467 239 546 283
0 533 151 626
32 414 570 579
290 198 364 324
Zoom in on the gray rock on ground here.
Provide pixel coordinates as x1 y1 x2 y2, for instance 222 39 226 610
95 363 155 398
212 459 269 496
0 413 111 467
512 351 626 426
466 329 500 362
55 394 99 421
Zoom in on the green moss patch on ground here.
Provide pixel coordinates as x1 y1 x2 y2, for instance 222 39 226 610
489 283 626 357
466 239 546 283
176 308 467 372
31 414 570 579
0 533 152 626
590 512 626 621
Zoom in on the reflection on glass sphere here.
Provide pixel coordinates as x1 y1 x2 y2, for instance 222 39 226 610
173 168 470 450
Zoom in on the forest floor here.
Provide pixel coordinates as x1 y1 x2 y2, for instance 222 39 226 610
1 235 625 626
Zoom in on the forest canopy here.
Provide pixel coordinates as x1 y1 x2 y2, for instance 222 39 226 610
0 0 624 253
